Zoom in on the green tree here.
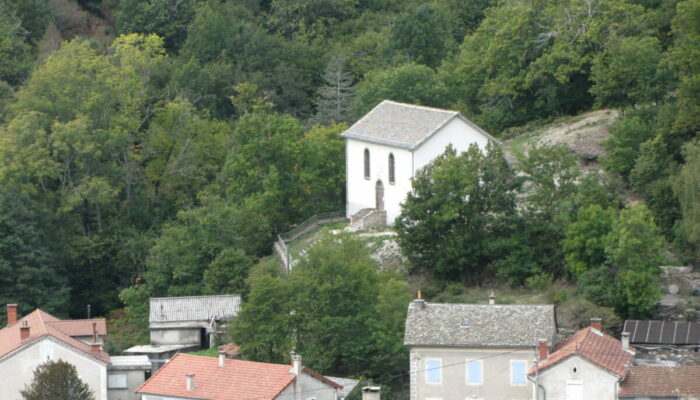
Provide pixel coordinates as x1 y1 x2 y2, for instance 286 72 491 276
675 140 700 258
21 360 94 400
390 5 455 68
591 36 668 107
0 2 34 86
602 110 657 179
355 63 448 116
563 204 616 278
232 233 411 377
667 0 700 134
116 0 197 51
395 144 519 282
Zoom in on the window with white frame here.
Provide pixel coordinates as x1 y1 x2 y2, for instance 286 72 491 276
425 359 442 383
466 360 482 384
511 360 527 385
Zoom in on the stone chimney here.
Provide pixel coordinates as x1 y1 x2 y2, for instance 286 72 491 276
590 318 602 331
6 304 17 326
362 386 381 400
186 373 195 391
538 339 548 361
414 290 425 309
20 320 30 340
290 353 302 376
218 351 226 367
621 332 630 350
489 292 496 305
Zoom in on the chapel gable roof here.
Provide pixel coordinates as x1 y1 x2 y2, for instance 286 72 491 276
340 100 495 150
0 309 110 364
403 300 556 347
149 294 241 323
529 326 634 377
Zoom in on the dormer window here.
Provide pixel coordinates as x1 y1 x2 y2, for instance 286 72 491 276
388 153 395 184
364 148 370 179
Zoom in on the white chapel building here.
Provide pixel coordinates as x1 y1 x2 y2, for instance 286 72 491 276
341 100 497 225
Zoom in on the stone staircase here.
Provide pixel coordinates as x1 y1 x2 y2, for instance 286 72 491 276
346 208 387 232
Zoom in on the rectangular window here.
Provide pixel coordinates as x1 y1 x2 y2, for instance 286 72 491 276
466 360 482 384
425 359 441 383
511 360 527 385
108 374 127 389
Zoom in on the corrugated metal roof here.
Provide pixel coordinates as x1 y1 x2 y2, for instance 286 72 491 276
404 301 557 347
340 100 496 150
149 295 241 323
624 320 700 345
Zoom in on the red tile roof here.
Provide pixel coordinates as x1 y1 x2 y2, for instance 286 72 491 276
45 319 107 337
0 309 110 364
528 327 634 377
619 366 700 397
136 353 341 400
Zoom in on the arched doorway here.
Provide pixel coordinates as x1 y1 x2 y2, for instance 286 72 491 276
375 180 384 211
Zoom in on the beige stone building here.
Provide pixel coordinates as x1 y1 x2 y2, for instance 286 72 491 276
404 296 557 400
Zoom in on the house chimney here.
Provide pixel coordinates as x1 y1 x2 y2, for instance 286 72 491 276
186 373 195 391
6 304 17 326
87 304 91 319
218 350 226 367
91 343 101 352
290 353 302 376
362 386 381 400
414 290 426 309
20 320 30 340
538 339 548 361
489 292 496 305
92 322 98 343
590 318 602 331
621 332 630 350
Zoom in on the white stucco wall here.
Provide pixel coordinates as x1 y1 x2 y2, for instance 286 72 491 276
409 346 535 400
107 368 149 400
0 337 108 400
345 117 492 225
345 139 412 224
533 355 619 400
412 118 490 173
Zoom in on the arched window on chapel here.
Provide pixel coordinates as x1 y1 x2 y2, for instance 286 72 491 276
364 148 370 179
388 153 395 184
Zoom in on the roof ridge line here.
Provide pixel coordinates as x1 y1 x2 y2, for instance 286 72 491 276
382 100 458 114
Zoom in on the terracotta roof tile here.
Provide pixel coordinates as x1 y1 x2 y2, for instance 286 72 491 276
619 366 700 397
46 319 107 337
137 353 341 400
528 327 634 377
0 309 110 364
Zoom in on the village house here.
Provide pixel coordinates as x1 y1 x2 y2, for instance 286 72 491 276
136 352 344 400
125 294 240 371
0 304 150 400
403 294 557 400
528 318 635 400
341 100 497 227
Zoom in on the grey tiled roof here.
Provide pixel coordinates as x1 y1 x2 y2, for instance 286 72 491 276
149 295 241 323
340 100 496 150
404 301 557 347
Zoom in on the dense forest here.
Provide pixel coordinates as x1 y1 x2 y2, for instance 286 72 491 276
0 0 699 392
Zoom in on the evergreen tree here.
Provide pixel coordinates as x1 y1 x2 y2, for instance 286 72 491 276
313 55 355 125
21 360 94 400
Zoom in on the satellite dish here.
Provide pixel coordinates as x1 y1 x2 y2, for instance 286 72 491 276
668 284 679 295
